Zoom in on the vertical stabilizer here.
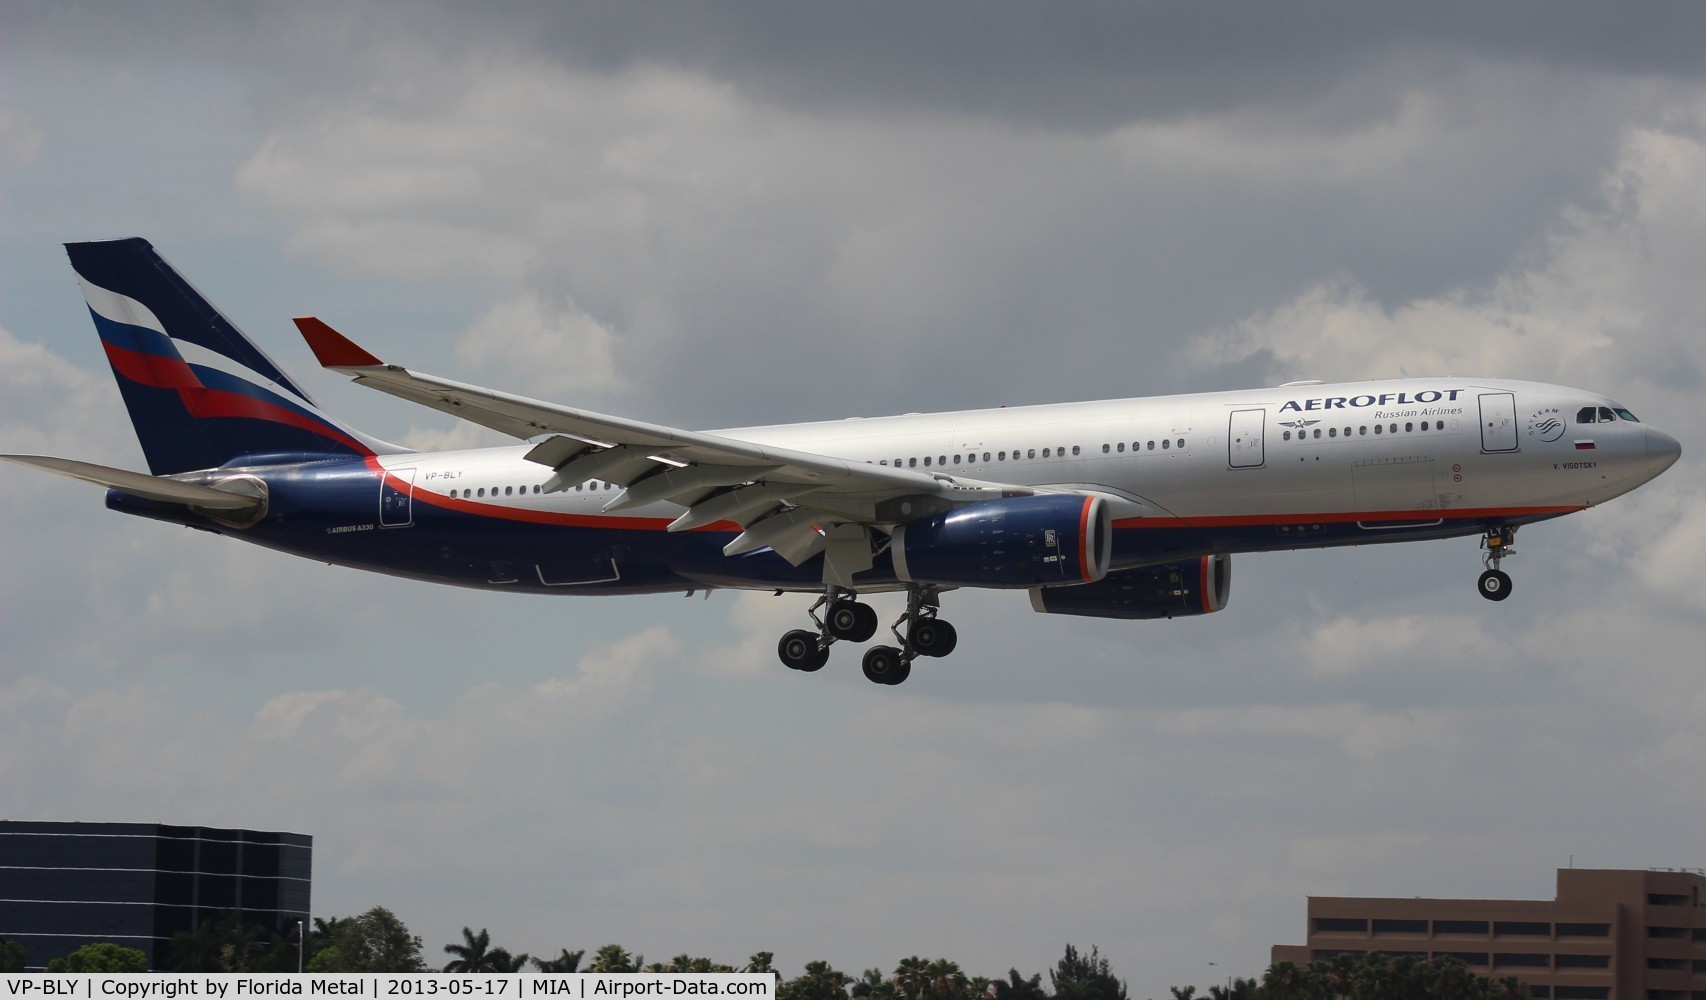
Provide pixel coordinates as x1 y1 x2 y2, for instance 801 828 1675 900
66 238 398 474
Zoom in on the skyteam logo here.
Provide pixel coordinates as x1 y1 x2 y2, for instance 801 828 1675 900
1527 407 1566 442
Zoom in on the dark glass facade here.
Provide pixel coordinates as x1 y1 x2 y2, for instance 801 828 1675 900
0 821 311 970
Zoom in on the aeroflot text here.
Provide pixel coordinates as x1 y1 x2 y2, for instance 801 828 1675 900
1279 390 1465 413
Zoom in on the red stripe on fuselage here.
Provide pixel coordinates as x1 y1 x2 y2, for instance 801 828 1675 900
1112 505 1583 529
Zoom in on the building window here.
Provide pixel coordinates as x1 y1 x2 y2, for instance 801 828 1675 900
1556 923 1610 938
1555 954 1610 969
1647 926 1688 939
1372 919 1428 935
1648 893 1691 906
1434 952 1488 967
1434 920 1490 935
1495 921 1550 936
1313 918 1368 933
1494 954 1549 968
1552 990 1607 1000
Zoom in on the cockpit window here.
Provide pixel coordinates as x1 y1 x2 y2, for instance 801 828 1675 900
1598 406 1617 422
1615 408 1640 422
1576 406 1599 424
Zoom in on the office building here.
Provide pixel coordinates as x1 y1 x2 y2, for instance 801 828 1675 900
0 821 311 970
1271 867 1706 999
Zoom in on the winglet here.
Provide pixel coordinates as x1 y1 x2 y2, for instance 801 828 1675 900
294 316 384 368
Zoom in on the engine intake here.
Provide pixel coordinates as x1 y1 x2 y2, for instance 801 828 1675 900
1028 554 1231 619
892 494 1111 588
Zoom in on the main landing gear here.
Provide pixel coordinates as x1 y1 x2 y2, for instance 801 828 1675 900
777 586 957 685
1477 524 1516 602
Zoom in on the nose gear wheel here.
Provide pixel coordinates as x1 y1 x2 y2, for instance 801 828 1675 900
1477 525 1517 602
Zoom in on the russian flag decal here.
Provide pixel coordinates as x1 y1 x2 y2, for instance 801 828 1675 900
1574 439 1596 451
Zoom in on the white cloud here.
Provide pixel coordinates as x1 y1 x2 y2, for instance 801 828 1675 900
455 292 628 399
1199 118 1706 397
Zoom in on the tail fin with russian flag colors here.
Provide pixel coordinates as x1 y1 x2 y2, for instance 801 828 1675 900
65 237 401 475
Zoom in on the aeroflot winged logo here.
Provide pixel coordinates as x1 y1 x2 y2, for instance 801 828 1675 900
1278 388 1466 413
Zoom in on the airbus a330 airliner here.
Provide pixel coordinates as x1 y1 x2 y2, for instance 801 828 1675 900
4 239 1683 684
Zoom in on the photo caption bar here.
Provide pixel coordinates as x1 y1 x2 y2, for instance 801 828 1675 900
0 975 775 999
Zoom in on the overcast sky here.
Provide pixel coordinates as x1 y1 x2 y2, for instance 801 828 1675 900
2 2 1704 994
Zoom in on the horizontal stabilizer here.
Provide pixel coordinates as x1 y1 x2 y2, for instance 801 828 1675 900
2 455 265 512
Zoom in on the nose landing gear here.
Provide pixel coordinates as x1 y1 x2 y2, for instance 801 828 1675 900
777 585 957 684
1477 525 1516 601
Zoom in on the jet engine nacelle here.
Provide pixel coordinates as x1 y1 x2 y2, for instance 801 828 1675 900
1028 554 1231 619
891 494 1112 588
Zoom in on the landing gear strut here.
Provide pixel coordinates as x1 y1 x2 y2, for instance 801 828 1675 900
859 586 957 686
1477 525 1516 602
775 585 958 685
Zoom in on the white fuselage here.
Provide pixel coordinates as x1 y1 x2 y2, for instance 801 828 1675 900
377 377 1668 538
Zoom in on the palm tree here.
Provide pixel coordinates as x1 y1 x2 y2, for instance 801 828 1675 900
443 928 494 973
991 970 1046 1000
487 947 530 973
588 944 640 973
1261 961 1311 1000
892 956 931 1000
922 959 969 1000
534 950 585 973
745 953 776 975
852 968 899 1000
167 920 226 973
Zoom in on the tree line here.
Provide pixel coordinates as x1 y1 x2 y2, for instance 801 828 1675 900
3 913 1531 1000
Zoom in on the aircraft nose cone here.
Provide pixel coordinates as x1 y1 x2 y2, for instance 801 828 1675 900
1646 427 1682 477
